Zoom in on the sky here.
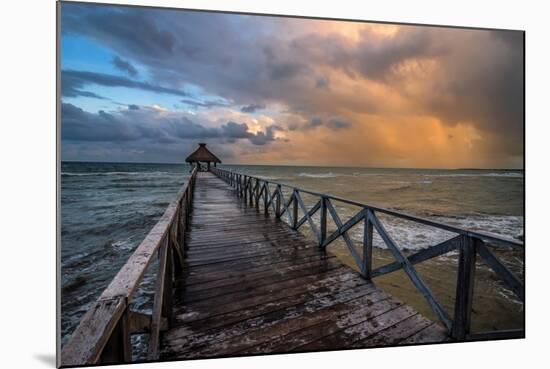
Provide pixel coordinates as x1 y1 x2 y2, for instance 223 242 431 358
60 3 524 168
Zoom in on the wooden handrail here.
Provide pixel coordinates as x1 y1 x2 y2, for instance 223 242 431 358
61 167 197 366
211 167 524 341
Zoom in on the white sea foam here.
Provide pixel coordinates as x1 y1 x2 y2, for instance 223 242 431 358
424 172 523 178
342 212 523 251
62 171 180 177
298 172 340 178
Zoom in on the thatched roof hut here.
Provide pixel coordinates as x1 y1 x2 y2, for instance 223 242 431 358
185 143 221 171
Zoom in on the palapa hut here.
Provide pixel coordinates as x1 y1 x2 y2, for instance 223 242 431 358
185 143 221 171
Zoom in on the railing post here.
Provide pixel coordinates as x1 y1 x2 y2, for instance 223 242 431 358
163 245 174 327
275 184 281 218
264 183 269 215
243 176 248 204
452 235 478 340
239 175 243 197
362 208 373 279
249 178 254 207
99 305 131 364
292 190 298 229
254 180 260 209
320 196 327 247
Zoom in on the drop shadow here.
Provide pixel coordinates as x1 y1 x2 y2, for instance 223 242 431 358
33 353 57 367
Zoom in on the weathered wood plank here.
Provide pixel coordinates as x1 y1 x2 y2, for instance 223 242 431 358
293 304 419 352
451 235 477 340
172 272 367 333
61 297 126 366
399 322 449 344
371 235 461 278
148 238 169 360
369 210 452 331
477 241 524 301
239 295 403 354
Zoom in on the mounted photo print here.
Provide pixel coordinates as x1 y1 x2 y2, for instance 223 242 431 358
57 1 524 367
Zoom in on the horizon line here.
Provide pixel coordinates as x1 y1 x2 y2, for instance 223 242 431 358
60 160 524 171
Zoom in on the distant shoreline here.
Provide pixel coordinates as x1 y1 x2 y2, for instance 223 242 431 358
60 160 524 172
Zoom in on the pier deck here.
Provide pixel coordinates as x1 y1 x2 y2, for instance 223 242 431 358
159 172 446 360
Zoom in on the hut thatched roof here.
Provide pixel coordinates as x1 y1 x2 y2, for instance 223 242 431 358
185 143 222 163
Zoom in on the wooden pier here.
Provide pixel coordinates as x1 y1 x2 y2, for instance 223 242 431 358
61 167 524 367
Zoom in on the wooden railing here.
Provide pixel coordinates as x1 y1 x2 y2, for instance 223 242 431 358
211 167 524 341
61 167 197 366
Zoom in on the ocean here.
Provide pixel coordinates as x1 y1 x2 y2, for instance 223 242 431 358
60 162 524 348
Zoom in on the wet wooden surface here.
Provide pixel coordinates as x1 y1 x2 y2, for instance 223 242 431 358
160 172 447 360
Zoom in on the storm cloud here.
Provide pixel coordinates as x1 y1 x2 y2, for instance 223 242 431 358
62 103 283 146
60 3 523 167
112 56 138 77
62 70 190 98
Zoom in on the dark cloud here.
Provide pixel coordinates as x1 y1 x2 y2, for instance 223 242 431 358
327 117 351 130
61 73 108 100
60 3 523 165
292 116 350 131
240 104 266 113
62 103 138 142
61 103 283 148
287 123 297 131
62 70 189 98
112 56 138 76
62 4 177 58
180 98 230 109
306 117 323 129
128 104 139 110
248 125 284 145
269 62 304 81
221 121 250 138
315 77 329 89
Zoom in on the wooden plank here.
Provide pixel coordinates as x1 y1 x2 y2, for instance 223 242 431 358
292 190 298 229
477 241 524 301
399 323 448 344
369 210 452 331
163 283 380 358
148 238 169 360
294 191 321 242
362 209 373 279
320 196 327 246
354 313 432 347
183 253 336 285
239 295 403 354
296 199 321 231
99 306 131 364
371 235 461 278
324 198 363 270
182 266 350 306
184 256 339 292
128 311 168 334
293 304 419 352
466 329 524 340
172 272 367 333
452 235 478 340
61 297 126 366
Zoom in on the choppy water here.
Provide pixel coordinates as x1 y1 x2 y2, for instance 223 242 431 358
60 162 524 348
